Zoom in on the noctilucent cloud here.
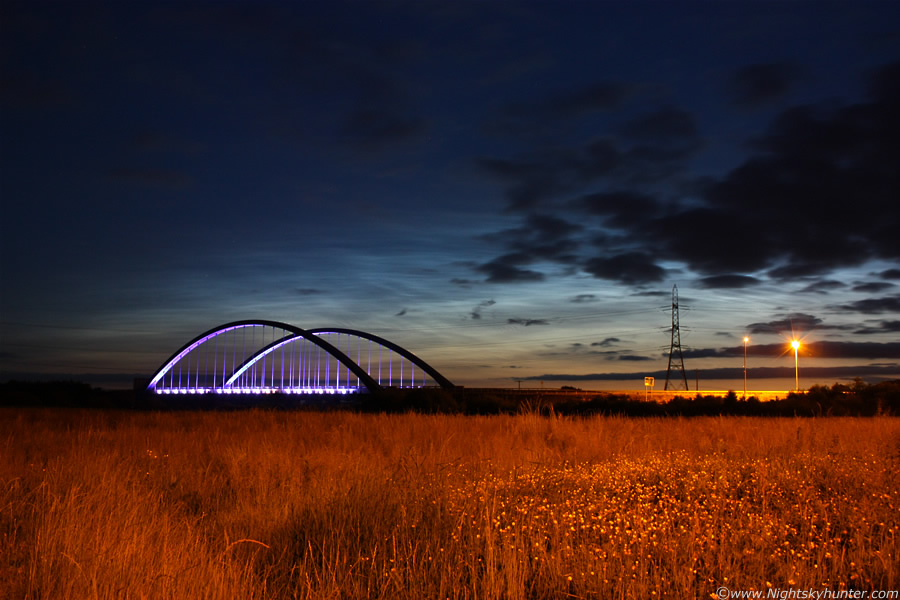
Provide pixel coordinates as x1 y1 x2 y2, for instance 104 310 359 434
2 1 899 390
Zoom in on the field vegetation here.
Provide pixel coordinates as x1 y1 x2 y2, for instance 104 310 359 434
2 408 898 599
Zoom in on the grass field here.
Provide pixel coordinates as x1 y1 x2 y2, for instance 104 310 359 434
2 408 897 599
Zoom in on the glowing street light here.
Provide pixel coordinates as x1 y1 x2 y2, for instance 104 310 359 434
791 340 800 392
743 336 749 397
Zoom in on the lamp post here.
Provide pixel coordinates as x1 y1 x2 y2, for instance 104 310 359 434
791 340 800 392
743 336 749 397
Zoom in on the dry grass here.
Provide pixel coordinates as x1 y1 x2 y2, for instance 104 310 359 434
2 408 897 599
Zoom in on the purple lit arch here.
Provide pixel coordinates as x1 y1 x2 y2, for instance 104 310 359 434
146 320 454 395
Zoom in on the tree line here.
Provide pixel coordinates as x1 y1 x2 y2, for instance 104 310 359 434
2 378 899 416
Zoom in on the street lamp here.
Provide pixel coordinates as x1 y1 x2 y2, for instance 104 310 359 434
743 336 749 397
791 340 800 392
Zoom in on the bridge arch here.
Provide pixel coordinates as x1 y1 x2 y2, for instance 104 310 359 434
308 328 454 389
146 320 453 395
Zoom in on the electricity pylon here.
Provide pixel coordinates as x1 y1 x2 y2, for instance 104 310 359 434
664 284 689 391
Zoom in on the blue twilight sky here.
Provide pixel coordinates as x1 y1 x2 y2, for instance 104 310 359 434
1 0 899 391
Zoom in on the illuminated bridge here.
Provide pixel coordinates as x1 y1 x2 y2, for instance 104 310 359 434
147 320 454 395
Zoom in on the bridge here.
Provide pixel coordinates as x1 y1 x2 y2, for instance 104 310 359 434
146 320 454 395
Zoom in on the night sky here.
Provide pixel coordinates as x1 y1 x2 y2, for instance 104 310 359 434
2 1 899 391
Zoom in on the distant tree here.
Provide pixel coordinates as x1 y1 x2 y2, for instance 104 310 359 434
869 379 900 415
724 390 738 410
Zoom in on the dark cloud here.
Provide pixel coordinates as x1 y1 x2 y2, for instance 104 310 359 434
834 294 900 314
614 354 653 362
698 274 761 289
713 65 900 275
525 213 582 241
472 215 583 282
855 320 900 335
624 62 900 281
880 269 900 280
507 318 549 326
648 207 776 275
745 313 832 335
470 299 496 320
583 252 666 285
799 280 847 294
630 290 669 297
592 337 620 347
720 72 897 274
475 254 545 283
476 155 576 212
726 63 801 108
295 288 322 295
589 349 620 357
616 107 705 181
852 281 895 293
395 308 408 317
476 105 702 212
526 241 579 264
681 348 727 359
572 190 659 229
570 294 597 303
481 214 582 262
767 263 836 281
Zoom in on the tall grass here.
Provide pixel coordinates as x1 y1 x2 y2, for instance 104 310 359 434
2 408 897 599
